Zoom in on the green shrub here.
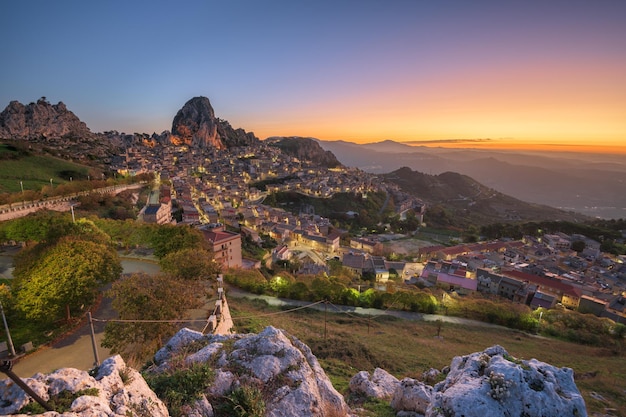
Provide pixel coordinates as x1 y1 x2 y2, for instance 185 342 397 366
214 385 266 417
144 363 214 417
17 388 99 414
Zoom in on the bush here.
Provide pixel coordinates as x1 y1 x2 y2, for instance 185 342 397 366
145 363 214 417
214 385 266 417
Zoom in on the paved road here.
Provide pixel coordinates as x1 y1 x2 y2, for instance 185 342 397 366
11 294 115 377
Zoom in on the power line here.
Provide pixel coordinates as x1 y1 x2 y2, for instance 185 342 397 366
230 300 326 321
90 300 327 324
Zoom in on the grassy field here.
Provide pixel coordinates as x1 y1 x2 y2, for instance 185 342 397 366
0 144 89 193
229 296 625 417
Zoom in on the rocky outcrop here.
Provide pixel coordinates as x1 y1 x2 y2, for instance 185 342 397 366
351 344 588 417
170 96 222 149
151 325 352 417
0 98 92 140
267 136 343 168
170 96 259 149
216 118 259 148
0 355 168 416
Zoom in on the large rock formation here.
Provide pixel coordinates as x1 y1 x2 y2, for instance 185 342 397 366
170 96 259 149
170 96 222 149
0 97 92 140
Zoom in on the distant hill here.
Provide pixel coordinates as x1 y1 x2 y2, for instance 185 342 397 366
318 139 626 219
266 136 343 168
383 167 589 227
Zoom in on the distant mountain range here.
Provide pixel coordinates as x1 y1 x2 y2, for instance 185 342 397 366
382 167 587 227
316 139 626 219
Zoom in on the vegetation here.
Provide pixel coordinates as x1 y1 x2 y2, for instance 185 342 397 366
213 385 266 417
0 144 154 206
249 174 299 191
6 215 121 324
159 247 221 280
144 224 209 258
14 235 121 322
17 388 100 414
102 272 206 365
144 363 215 417
224 269 624 351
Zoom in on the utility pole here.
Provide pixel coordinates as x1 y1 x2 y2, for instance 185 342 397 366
324 300 327 341
0 302 16 357
88 312 100 367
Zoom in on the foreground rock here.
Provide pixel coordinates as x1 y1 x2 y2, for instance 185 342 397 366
351 344 588 417
349 367 399 400
151 326 352 417
0 326 350 416
0 355 168 416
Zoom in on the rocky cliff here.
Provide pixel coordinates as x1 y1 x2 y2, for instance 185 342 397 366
0 98 92 140
170 96 259 149
0 327 587 417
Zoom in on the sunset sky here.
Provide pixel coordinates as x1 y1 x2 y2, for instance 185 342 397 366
1 0 625 151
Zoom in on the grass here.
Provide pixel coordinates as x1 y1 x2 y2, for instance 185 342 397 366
0 147 88 193
228 296 626 417
17 387 99 414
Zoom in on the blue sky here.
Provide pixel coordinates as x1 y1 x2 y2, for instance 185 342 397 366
1 0 625 149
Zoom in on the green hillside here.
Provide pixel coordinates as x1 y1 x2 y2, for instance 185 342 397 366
0 143 90 193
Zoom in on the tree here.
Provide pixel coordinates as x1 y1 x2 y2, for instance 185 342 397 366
147 224 208 258
102 272 204 364
2 211 76 244
14 237 121 322
159 248 221 280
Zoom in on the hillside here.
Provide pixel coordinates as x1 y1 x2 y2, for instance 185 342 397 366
383 167 589 228
0 142 96 194
266 136 343 168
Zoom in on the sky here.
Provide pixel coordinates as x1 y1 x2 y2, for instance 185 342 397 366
1 0 625 152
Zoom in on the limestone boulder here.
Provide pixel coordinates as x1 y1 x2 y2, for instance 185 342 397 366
349 367 400 399
426 345 587 417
